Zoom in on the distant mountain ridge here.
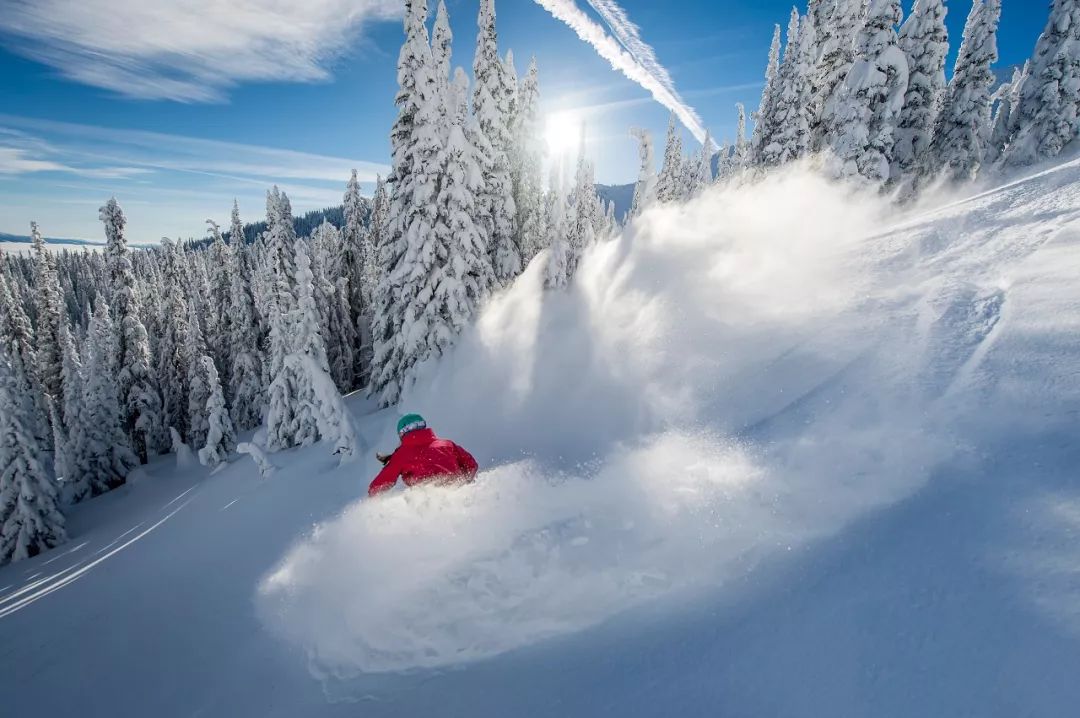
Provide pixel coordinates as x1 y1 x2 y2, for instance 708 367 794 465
5 184 634 253
1 232 159 252
596 183 634 221
1 232 102 248
220 204 358 247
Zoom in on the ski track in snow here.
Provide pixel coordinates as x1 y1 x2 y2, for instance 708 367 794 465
0 500 193 619
38 541 89 567
3 163 1080 716
163 485 200 509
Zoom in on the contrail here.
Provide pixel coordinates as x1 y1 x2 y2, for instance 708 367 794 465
533 0 710 147
585 0 677 96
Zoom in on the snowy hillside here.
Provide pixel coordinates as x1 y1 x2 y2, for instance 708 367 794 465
3 159 1080 717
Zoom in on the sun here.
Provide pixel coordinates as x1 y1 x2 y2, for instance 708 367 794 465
544 112 582 158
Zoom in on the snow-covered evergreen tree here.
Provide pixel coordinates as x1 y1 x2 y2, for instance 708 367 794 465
0 337 66 566
140 257 164 359
587 159 608 240
269 241 358 456
138 256 163 361
0 262 48 444
473 0 519 284
100 198 164 461
806 0 830 66
341 169 368 359
330 277 357 388
366 176 389 309
513 57 546 264
544 162 570 289
311 220 356 393
205 220 232 386
227 199 246 246
48 399 69 499
806 0 835 132
56 325 89 503
292 241 330 447
436 67 493 325
714 140 732 182
630 127 657 218
354 175 387 391
762 10 815 166
815 0 869 151
196 357 235 469
156 239 193 439
185 250 213 353
30 222 66 424
386 50 485 396
893 0 949 188
0 265 50 455
226 222 264 431
264 188 303 448
927 0 1001 183
566 130 598 278
683 131 712 197
372 0 444 406
656 113 685 203
432 0 454 84
676 153 694 201
753 24 784 163
987 63 1028 165
80 299 138 496
228 201 263 334
1001 0 1080 168
503 49 519 130
827 0 910 186
185 296 211 450
603 201 619 238
733 103 751 171
432 0 492 320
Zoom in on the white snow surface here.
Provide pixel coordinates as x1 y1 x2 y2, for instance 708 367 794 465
4 161 1080 716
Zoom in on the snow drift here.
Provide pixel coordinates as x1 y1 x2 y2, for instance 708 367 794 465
257 168 963 678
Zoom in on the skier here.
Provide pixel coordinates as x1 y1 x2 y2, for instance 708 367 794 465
368 414 479 497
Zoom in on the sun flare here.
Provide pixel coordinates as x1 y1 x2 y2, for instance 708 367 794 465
543 112 582 158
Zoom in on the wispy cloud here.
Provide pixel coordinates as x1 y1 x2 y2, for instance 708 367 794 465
0 128 152 178
0 115 390 241
0 0 401 102
0 147 68 175
534 0 711 146
0 115 389 185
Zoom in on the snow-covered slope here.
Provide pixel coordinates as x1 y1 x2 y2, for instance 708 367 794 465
3 161 1080 717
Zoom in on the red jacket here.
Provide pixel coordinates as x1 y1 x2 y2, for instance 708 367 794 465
368 428 479 497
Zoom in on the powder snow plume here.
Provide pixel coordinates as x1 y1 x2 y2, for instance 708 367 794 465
533 0 710 145
256 168 962 684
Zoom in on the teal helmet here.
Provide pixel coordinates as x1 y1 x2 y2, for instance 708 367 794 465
397 413 428 437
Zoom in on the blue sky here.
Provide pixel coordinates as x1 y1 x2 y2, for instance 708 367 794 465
0 0 1052 243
